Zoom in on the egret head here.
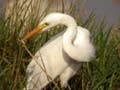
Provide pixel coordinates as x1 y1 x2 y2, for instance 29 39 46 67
21 13 77 41
39 13 77 30
39 13 64 30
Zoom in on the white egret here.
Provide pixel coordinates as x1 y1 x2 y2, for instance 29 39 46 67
22 12 95 90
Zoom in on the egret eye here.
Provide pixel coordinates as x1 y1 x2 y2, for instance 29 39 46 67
44 22 49 26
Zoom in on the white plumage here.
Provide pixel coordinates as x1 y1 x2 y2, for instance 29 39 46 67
23 13 95 90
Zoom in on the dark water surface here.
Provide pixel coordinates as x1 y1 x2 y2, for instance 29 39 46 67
0 0 120 26
84 0 120 26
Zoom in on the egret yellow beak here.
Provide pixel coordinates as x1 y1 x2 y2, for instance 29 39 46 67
21 23 48 41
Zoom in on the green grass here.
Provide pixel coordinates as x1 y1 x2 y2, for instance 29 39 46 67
0 0 120 90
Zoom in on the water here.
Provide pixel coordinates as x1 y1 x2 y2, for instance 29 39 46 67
0 0 120 26
84 0 120 26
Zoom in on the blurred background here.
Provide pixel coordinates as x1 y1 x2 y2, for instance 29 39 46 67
0 0 120 26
